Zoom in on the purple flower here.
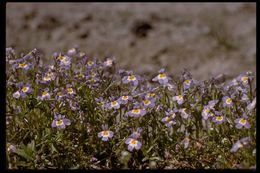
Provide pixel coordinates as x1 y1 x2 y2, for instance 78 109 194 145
118 94 132 105
37 88 51 101
51 114 71 129
208 100 218 108
130 127 143 139
7 143 16 153
127 108 146 118
66 85 76 96
179 108 190 119
103 57 115 68
67 47 78 56
212 115 225 124
172 95 184 105
13 91 21 99
183 79 193 90
141 98 156 109
122 74 139 86
230 137 251 153
222 96 233 107
41 71 56 83
181 133 190 149
106 100 120 110
13 61 31 70
162 110 177 127
54 88 65 101
85 58 97 69
98 125 114 141
57 54 71 68
234 117 251 129
19 83 33 98
152 68 169 85
125 138 142 152
201 106 214 120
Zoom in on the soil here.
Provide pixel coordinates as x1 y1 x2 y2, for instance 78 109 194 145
6 3 256 81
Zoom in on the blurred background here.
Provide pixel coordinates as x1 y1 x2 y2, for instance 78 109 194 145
6 3 256 80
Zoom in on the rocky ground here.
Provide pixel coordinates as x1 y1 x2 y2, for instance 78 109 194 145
6 3 256 81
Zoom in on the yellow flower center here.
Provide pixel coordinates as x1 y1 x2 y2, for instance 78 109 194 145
127 75 136 81
184 79 191 85
102 131 109 137
147 93 155 98
241 76 248 83
56 119 64 126
165 117 171 123
21 87 29 92
79 52 85 57
67 88 73 94
130 139 137 145
87 61 93 66
57 91 62 96
18 63 28 68
226 98 232 105
43 76 51 81
111 101 118 106
239 118 247 125
216 116 223 121
171 113 176 119
42 91 49 96
143 100 150 105
158 73 166 79
177 95 183 100
57 54 65 61
132 109 140 114
204 108 210 114
122 96 128 100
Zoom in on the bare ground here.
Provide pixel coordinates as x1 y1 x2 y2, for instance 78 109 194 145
6 3 256 80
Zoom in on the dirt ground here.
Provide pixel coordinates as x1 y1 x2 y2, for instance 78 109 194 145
6 3 256 81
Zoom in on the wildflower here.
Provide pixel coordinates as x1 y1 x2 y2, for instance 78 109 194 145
208 100 218 108
212 113 225 124
51 114 71 129
230 137 251 153
122 73 139 86
66 86 76 96
13 90 20 99
85 58 96 69
247 97 256 112
181 134 190 149
103 57 115 68
57 54 71 67
19 84 33 98
125 137 142 152
98 124 114 141
201 106 214 120
106 100 120 110
118 94 132 105
235 117 251 129
67 47 78 56
162 110 177 127
130 127 143 139
6 143 16 153
42 71 55 83
179 108 190 119
127 107 146 118
222 96 233 107
183 79 193 90
16 62 31 70
142 98 156 109
37 89 51 100
172 95 184 105
152 68 169 85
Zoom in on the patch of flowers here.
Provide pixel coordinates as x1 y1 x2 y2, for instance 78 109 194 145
6 47 256 169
